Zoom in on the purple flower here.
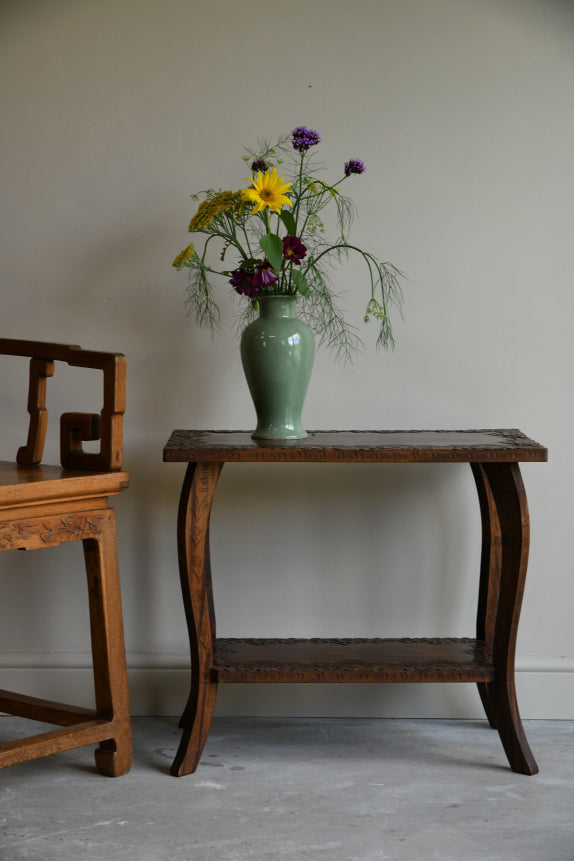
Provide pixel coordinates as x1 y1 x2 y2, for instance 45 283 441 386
282 235 307 266
344 158 366 177
252 260 278 288
292 126 321 153
229 267 259 298
251 158 269 173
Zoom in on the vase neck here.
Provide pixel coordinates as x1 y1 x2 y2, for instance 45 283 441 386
258 295 297 318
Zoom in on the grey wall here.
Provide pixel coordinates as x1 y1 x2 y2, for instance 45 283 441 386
1 0 573 718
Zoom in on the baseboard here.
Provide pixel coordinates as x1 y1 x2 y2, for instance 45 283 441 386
0 654 573 719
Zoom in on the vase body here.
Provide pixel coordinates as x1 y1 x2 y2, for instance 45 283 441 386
240 295 315 440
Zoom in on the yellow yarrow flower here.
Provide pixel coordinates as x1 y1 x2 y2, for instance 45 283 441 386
172 242 195 270
188 190 244 232
243 168 292 214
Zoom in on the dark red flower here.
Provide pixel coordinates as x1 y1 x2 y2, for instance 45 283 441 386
251 158 269 173
282 235 307 266
229 267 259 298
252 261 278 288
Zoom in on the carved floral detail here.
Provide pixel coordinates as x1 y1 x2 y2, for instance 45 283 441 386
0 521 37 550
0 514 105 550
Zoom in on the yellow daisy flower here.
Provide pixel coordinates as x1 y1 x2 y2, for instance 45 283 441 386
243 168 292 214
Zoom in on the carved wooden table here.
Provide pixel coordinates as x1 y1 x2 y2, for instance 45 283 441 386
163 429 547 777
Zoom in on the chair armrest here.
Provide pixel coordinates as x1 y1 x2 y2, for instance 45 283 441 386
0 339 126 471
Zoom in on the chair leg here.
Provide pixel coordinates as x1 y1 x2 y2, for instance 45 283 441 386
83 512 132 777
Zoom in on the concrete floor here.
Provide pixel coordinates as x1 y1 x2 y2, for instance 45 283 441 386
0 717 573 861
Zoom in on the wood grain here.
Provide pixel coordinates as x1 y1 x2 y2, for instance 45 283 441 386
164 429 547 463
212 638 495 683
171 461 222 776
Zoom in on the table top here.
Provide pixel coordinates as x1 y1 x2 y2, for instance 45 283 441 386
163 429 547 464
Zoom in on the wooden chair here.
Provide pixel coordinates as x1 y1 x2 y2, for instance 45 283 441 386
0 339 132 776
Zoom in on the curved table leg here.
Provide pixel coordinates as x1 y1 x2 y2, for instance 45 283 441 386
471 463 501 729
480 462 538 775
171 461 223 777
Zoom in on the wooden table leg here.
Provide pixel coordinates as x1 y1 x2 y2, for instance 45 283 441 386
472 463 501 729
171 461 223 777
479 462 538 775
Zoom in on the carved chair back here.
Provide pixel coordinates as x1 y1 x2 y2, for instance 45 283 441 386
0 339 126 472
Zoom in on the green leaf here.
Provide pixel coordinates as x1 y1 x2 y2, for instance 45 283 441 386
280 210 297 237
291 268 309 297
259 233 283 274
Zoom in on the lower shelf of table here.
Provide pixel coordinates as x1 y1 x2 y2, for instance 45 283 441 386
211 637 495 683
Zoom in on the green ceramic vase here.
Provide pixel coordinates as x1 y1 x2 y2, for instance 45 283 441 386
240 295 315 440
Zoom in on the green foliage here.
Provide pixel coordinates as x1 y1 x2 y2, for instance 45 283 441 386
290 268 309 298
280 210 297 237
259 234 283 275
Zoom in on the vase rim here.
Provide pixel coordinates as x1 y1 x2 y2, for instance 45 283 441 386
257 294 299 318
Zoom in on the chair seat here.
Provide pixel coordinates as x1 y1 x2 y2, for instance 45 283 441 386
0 462 129 514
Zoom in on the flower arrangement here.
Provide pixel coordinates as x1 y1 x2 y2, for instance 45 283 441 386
173 126 403 359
